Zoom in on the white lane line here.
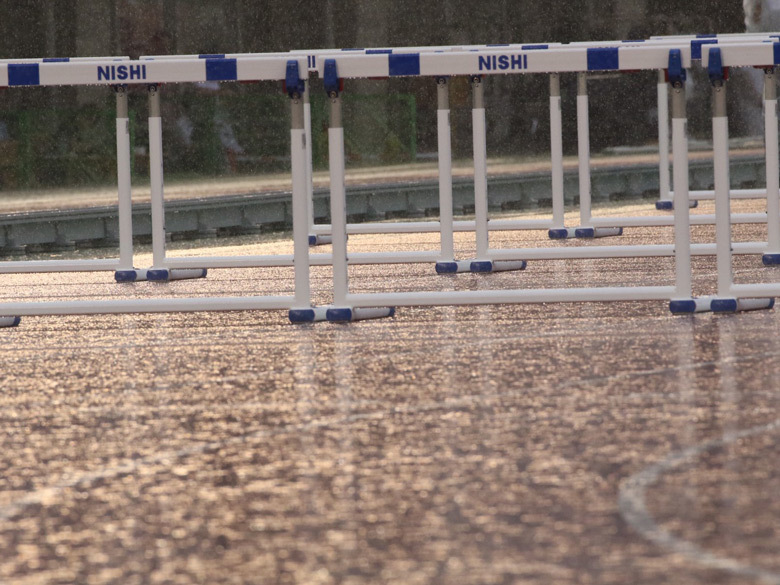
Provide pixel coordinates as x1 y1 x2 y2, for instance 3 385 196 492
618 418 780 585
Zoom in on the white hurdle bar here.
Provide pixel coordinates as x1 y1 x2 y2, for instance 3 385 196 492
0 56 328 324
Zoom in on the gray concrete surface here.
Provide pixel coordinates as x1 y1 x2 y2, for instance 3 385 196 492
0 201 779 585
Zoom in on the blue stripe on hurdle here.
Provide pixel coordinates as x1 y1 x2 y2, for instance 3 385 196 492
774 42 780 65
366 49 392 54
586 47 619 71
622 39 644 43
8 63 40 86
199 54 226 59
43 57 69 62
522 44 548 50
691 39 718 60
205 58 237 81
389 53 420 76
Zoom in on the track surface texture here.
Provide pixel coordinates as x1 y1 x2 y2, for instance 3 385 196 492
1 201 780 585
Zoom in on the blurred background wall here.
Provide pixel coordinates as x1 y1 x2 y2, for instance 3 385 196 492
0 1 755 189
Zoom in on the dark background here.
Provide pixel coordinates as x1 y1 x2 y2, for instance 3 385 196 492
0 1 753 189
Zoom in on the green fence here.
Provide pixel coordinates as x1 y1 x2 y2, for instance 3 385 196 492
0 90 418 190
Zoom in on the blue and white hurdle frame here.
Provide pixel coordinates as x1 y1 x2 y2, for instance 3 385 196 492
695 42 780 312
314 46 692 318
0 55 330 324
0 56 130 328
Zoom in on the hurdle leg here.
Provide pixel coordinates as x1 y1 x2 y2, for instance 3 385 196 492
321 61 393 323
547 73 574 239
706 50 773 313
305 82 331 247
0 316 21 328
465 76 526 274
145 84 207 283
434 77 468 274
762 68 780 265
112 85 146 283
573 73 622 239
655 70 698 212
667 57 710 314
288 76 327 323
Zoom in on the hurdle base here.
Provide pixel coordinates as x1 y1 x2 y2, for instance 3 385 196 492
575 227 624 239
470 260 527 273
669 297 713 315
115 269 149 283
435 260 473 274
309 234 333 246
710 297 775 313
289 307 329 323
147 268 208 282
656 200 698 211
548 228 577 240
0 316 21 328
325 307 396 323
762 253 780 266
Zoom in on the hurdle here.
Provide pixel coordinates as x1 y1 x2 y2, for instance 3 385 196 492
698 43 780 310
0 56 132 278
144 40 770 267
0 55 331 324
651 34 780 210
313 47 699 321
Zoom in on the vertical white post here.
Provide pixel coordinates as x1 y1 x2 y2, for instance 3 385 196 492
115 86 134 271
550 73 565 229
671 81 692 299
657 70 671 203
291 83 312 309
712 79 733 297
764 69 780 256
577 72 592 228
328 91 349 306
147 85 167 270
437 77 455 262
472 76 489 260
304 82 316 238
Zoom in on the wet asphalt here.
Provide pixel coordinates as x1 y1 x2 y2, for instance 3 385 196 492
1 201 779 585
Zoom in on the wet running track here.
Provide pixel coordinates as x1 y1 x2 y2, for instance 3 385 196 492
0 202 779 585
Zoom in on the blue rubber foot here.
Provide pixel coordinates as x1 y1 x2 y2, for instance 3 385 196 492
655 200 698 210
763 253 780 266
114 270 138 283
669 299 697 314
435 261 459 274
289 308 316 323
326 308 353 323
470 260 493 273
711 298 739 313
147 269 170 281
308 235 317 246
548 228 570 239
575 227 624 238
711 298 775 313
